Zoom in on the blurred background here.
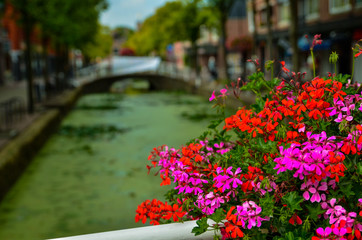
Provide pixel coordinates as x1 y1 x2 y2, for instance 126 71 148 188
1 0 362 97
0 0 362 239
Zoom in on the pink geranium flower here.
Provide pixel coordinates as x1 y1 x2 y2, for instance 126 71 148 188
209 89 229 101
209 91 216 101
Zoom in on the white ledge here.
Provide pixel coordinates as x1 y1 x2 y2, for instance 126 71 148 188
48 220 217 240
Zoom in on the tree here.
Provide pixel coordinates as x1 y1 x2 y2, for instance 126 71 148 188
249 0 257 55
10 0 108 109
289 0 300 72
126 0 214 73
10 0 36 113
126 1 184 56
0 0 6 86
265 0 273 60
81 24 113 61
230 36 253 81
206 0 235 80
178 0 213 73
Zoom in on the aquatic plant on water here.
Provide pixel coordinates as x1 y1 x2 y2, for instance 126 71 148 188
135 35 362 239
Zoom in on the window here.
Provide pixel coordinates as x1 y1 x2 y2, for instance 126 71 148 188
278 1 290 26
329 0 351 14
305 0 319 20
260 8 268 27
247 1 255 33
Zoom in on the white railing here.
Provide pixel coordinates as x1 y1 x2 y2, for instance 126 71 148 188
156 61 214 87
74 58 215 89
49 220 219 240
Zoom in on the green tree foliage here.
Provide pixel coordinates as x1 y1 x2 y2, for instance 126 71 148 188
11 0 108 48
113 26 134 41
177 0 215 71
81 24 113 60
10 0 108 112
126 0 214 60
126 1 184 56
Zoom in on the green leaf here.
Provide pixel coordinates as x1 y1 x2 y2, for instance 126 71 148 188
319 121 331 132
285 232 295 240
339 181 355 198
334 73 350 84
191 217 209 236
282 192 304 212
357 162 362 175
306 204 325 221
209 208 225 223
255 138 277 153
259 192 275 217
208 119 223 129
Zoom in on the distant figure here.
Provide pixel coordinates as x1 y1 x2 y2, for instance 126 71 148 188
208 56 217 80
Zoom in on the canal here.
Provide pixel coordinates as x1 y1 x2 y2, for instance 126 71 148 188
0 81 219 240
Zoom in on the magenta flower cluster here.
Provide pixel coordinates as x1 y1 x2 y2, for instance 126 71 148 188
301 179 336 203
234 201 270 229
321 199 358 228
314 198 362 239
274 131 343 181
214 167 243 193
328 94 362 122
196 191 226 215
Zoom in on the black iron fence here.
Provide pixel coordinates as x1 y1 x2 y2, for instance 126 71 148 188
0 97 26 133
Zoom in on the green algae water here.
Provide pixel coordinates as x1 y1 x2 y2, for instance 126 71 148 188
0 90 218 240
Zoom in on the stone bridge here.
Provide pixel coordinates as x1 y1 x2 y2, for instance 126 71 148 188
80 72 198 95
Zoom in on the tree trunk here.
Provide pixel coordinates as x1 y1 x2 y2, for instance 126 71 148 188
63 45 69 87
266 0 273 60
41 35 50 97
218 16 228 80
242 50 247 81
251 0 257 56
191 41 198 76
55 42 62 91
289 0 300 72
0 36 5 86
23 7 34 114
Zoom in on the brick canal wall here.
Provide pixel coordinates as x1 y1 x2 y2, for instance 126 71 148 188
0 74 254 202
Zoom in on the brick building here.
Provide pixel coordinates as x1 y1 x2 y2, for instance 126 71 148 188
247 0 362 80
1 1 55 83
226 0 252 79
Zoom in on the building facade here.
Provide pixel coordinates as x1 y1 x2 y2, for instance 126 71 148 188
1 1 56 84
247 0 362 80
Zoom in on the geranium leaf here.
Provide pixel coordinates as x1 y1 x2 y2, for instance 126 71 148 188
306 204 325 221
208 119 223 129
192 217 209 236
282 192 304 212
209 208 225 223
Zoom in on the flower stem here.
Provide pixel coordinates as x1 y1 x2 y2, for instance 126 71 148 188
310 49 316 78
351 56 356 83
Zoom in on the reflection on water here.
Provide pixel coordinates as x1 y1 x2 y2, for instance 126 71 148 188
0 90 218 240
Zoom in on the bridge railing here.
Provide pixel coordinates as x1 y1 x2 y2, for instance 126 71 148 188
156 61 214 86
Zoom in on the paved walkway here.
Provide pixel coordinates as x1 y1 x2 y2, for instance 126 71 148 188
0 78 40 145
0 80 27 104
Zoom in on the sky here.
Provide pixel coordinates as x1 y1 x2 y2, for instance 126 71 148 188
100 0 173 29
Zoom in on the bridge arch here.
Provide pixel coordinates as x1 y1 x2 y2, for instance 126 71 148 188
80 72 196 95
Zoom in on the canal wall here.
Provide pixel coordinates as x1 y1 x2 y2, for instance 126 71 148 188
0 74 254 202
0 89 82 202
